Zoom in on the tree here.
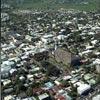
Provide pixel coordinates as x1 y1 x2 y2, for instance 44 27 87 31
84 66 90 73
15 85 20 95
69 83 78 99
26 87 33 97
31 82 41 88
15 82 23 95
96 74 100 84
62 80 70 87
81 75 87 83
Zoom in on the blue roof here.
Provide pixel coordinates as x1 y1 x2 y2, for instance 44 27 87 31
45 82 54 89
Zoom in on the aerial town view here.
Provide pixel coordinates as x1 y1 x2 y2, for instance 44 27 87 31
1 0 100 100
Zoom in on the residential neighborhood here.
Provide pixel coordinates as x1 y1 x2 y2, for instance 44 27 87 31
1 1 100 100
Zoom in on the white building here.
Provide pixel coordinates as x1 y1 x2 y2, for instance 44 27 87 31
93 59 100 73
1 64 11 77
96 64 100 73
1 13 9 22
4 95 13 100
77 83 91 95
2 79 11 86
41 34 54 44
38 93 50 100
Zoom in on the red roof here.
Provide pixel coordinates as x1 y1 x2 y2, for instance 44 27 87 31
33 88 44 95
55 95 66 100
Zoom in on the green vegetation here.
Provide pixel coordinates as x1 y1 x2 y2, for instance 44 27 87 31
96 74 100 84
2 0 100 11
68 83 78 99
26 87 33 96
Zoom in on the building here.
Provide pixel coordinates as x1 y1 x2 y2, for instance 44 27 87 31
93 59 100 73
22 97 36 100
41 34 54 44
1 64 11 78
77 83 91 95
96 64 100 73
1 13 9 22
38 93 52 100
4 95 13 100
45 82 54 89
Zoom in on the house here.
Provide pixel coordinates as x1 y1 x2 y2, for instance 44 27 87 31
2 79 11 86
1 4 10 9
1 64 11 78
33 88 44 95
70 78 78 84
41 34 54 44
84 74 93 80
93 59 100 73
94 52 100 56
9 68 17 75
55 89 72 100
87 79 96 86
1 53 7 61
45 82 54 89
91 40 98 45
4 95 13 100
65 21 72 26
54 80 61 86
2 61 15 66
27 74 34 81
21 55 28 60
8 57 21 63
38 93 52 100
63 75 72 81
19 76 25 81
85 45 94 50
33 67 40 72
55 95 65 100
96 64 100 74
1 13 9 22
22 97 36 100
57 35 67 41
79 50 92 56
3 88 14 94
88 32 95 35
2 44 16 51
